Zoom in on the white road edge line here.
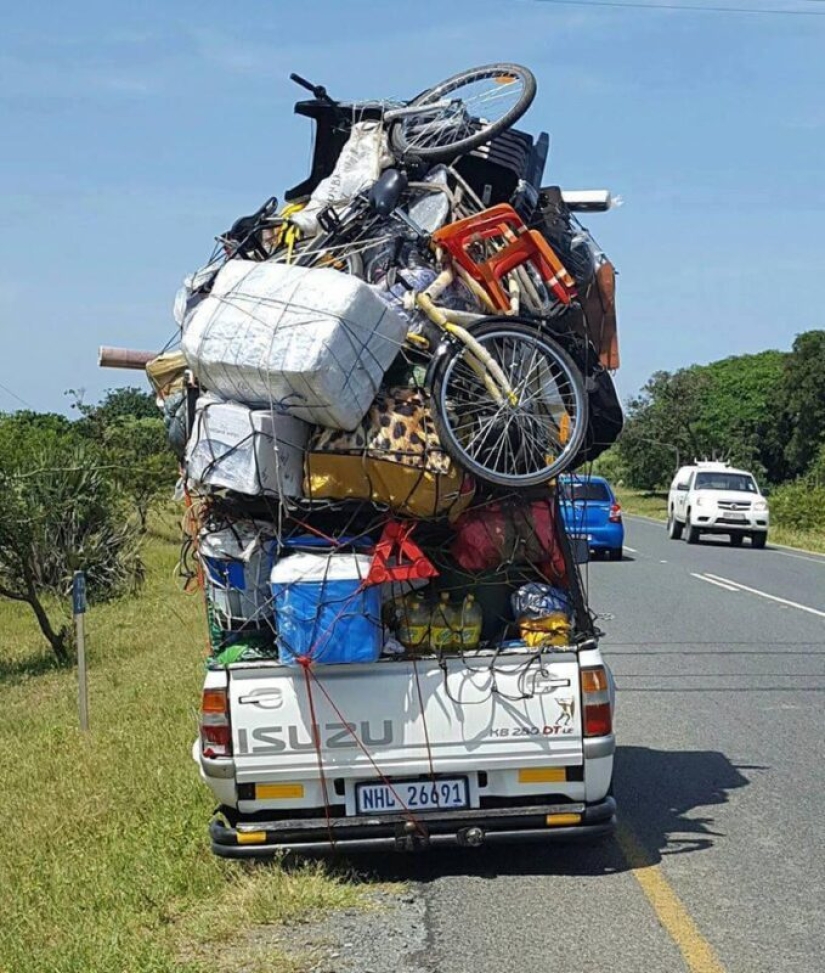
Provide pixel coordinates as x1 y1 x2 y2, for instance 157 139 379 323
704 573 825 618
770 549 825 566
624 546 638 553
691 573 740 592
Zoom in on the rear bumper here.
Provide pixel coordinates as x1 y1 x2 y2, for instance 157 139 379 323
566 523 624 551
209 796 617 856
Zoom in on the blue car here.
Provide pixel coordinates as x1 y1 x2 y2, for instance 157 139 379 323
559 475 624 561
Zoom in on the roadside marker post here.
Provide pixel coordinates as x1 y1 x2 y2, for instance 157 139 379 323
73 571 89 732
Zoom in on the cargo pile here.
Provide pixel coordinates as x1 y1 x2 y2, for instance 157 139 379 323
147 63 623 667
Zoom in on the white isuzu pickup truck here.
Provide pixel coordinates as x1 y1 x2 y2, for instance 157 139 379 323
195 634 616 855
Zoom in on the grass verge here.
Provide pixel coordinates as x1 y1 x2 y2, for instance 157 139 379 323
616 488 825 554
0 521 368 973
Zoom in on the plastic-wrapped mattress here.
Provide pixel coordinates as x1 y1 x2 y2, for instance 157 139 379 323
181 260 407 430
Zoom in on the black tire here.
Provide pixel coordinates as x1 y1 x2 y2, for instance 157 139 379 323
390 63 537 163
684 513 700 545
730 534 744 547
667 511 683 540
607 547 623 562
751 532 767 549
430 318 587 489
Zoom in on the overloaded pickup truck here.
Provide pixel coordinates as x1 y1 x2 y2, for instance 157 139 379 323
195 629 616 856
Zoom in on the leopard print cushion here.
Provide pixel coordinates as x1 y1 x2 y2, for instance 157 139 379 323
310 388 452 474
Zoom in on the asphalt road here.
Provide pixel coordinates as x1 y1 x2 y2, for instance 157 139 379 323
342 517 825 973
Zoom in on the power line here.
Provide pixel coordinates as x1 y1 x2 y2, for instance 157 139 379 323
535 0 825 15
0 380 34 410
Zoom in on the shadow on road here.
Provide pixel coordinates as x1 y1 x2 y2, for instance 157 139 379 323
614 745 756 861
341 745 754 884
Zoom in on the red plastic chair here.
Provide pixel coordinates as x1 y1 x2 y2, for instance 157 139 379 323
432 203 577 312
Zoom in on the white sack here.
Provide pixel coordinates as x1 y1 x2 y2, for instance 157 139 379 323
289 121 393 236
181 260 407 430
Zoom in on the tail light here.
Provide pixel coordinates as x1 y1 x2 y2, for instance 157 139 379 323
201 688 232 757
581 666 612 737
608 503 622 523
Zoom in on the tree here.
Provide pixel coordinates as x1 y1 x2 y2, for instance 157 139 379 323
782 331 825 477
70 386 159 440
617 368 711 489
693 351 787 482
0 423 143 663
617 351 791 489
68 387 176 531
103 416 177 531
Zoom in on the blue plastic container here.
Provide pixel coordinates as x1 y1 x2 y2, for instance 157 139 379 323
199 525 276 629
270 551 382 666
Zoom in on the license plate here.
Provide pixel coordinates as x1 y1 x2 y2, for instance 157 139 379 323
355 778 469 815
726 513 746 521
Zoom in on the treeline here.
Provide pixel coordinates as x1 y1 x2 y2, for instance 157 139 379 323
0 389 175 661
599 330 825 528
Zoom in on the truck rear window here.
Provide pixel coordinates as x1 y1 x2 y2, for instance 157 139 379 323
694 473 757 493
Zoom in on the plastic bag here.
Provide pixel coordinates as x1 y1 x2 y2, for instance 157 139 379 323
290 121 393 235
511 583 571 622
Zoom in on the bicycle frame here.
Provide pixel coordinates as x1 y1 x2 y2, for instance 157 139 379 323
411 265 518 407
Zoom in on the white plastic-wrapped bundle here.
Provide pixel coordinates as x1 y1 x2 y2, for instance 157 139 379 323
199 524 276 629
181 261 407 430
185 394 309 499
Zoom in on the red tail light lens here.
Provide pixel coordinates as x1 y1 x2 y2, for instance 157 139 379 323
201 688 232 758
584 702 612 737
581 666 613 737
609 503 622 523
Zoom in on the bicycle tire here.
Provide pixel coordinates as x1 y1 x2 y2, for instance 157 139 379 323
430 318 588 489
390 63 537 164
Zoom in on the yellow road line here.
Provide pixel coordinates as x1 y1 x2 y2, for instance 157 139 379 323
618 823 727 973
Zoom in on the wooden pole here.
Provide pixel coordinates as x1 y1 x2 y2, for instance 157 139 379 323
73 571 89 732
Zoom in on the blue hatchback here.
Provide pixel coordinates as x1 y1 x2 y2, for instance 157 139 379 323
559 475 624 561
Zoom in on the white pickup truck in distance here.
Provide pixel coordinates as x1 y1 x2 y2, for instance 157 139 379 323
195 641 616 855
667 461 770 548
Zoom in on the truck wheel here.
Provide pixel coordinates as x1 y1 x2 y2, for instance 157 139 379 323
684 514 700 545
667 512 683 540
751 533 767 549
730 534 743 547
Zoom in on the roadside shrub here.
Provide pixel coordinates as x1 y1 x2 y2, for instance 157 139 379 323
768 481 825 530
0 430 144 663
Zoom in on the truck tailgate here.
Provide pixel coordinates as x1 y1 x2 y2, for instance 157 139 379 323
229 653 583 783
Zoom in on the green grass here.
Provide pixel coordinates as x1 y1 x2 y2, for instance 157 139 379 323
616 488 825 554
0 517 366 973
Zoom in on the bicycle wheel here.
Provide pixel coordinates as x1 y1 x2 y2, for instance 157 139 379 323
430 318 587 489
390 63 536 163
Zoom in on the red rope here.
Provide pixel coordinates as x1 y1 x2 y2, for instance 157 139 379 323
298 656 336 849
304 665 428 838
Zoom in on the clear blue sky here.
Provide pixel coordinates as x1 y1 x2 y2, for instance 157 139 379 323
2 0 823 413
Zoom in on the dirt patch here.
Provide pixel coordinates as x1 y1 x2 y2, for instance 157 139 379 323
272 888 432 973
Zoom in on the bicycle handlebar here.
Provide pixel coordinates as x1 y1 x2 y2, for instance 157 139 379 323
289 72 335 106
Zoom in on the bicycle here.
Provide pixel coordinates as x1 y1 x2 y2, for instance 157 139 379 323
290 63 536 165
408 263 588 490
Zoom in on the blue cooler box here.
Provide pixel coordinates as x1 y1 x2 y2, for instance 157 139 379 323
270 552 382 665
